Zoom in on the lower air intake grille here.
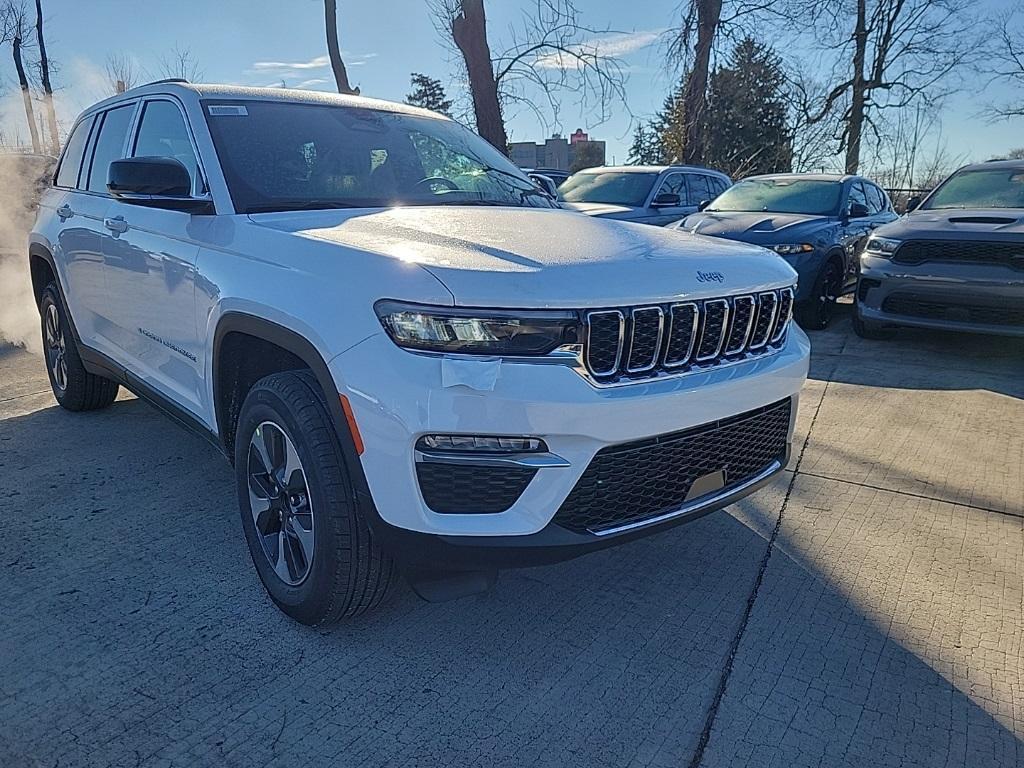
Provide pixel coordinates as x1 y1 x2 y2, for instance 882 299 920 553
416 464 537 514
882 294 1024 326
553 398 792 534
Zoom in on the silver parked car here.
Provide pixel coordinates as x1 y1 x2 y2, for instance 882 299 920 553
559 165 731 226
855 159 1024 338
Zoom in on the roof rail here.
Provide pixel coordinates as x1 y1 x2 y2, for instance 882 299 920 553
137 77 190 88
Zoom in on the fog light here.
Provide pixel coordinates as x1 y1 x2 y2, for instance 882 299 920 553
417 435 545 453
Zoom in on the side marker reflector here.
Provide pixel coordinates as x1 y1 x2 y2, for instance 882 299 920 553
339 395 364 455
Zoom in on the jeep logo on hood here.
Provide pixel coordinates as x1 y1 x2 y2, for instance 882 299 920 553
696 270 725 283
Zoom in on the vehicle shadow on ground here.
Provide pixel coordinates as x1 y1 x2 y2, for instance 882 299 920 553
1 400 1020 767
804 303 1024 399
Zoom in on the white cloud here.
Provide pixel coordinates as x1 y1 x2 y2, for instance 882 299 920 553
533 29 663 70
248 52 378 76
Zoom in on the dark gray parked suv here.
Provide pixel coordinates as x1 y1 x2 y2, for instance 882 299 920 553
855 159 1024 338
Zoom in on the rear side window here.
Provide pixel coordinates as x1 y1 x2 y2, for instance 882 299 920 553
687 174 713 206
86 104 135 193
869 184 890 213
55 116 94 189
711 176 730 196
133 100 201 193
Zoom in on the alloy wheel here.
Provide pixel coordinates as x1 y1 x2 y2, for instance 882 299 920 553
44 303 68 392
247 421 315 586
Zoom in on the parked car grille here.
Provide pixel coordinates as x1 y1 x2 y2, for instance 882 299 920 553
583 288 793 383
893 240 1024 270
416 463 537 514
882 293 1024 327
553 398 792 534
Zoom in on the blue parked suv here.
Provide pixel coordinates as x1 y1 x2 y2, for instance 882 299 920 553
667 173 898 328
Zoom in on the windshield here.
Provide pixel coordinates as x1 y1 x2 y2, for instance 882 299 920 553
202 100 554 213
708 178 842 215
923 168 1024 210
558 171 659 207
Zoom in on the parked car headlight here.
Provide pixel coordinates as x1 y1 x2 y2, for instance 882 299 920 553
375 301 580 355
865 236 901 255
772 243 814 255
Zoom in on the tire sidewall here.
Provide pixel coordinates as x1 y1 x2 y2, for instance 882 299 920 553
39 286 72 406
234 383 349 622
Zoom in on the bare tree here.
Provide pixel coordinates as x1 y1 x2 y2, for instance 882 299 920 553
798 0 978 174
988 3 1024 119
106 53 138 94
32 0 57 152
1 1 41 152
324 0 359 95
158 44 203 82
786 69 841 172
431 0 631 152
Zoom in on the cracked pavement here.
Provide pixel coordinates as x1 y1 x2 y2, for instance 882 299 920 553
1 303 1022 767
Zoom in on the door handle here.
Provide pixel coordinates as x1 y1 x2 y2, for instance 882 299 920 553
103 216 128 235
56 204 73 220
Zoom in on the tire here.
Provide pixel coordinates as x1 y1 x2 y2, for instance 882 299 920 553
796 258 843 331
39 284 119 411
234 370 395 625
852 306 896 340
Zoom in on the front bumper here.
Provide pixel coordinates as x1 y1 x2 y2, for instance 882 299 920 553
328 327 809 539
859 254 1024 337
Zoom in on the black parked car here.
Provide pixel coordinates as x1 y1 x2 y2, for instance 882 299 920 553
667 173 898 329
855 159 1024 338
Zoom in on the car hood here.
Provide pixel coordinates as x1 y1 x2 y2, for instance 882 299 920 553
250 206 796 308
875 208 1024 240
679 211 834 241
560 201 640 218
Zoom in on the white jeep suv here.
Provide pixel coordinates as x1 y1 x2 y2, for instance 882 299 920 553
30 82 809 624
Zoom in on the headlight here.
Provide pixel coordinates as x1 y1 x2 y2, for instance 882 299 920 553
772 243 815 255
375 301 580 355
865 236 901 255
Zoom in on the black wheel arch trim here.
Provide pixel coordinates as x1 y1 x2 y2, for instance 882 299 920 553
211 312 372 499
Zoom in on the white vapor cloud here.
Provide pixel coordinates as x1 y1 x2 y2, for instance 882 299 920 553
533 29 663 70
248 52 378 76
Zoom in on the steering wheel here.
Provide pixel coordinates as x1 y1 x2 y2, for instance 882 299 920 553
415 176 460 194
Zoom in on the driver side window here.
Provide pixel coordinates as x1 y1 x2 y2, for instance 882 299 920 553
847 181 868 213
133 100 202 195
656 173 687 203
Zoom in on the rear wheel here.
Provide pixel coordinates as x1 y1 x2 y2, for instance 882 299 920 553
235 370 394 625
796 259 843 330
39 284 119 411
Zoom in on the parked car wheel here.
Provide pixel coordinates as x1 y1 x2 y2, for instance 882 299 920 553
235 370 395 625
852 306 896 340
39 284 119 411
796 259 843 330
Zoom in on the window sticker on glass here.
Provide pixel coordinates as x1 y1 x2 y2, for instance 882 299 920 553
207 105 248 116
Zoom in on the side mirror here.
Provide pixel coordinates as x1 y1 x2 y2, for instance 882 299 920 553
652 192 681 208
848 201 870 219
527 172 557 200
905 195 922 212
108 157 213 213
697 199 711 212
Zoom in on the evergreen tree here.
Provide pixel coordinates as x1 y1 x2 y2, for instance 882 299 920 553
627 123 661 165
701 38 792 177
405 73 453 117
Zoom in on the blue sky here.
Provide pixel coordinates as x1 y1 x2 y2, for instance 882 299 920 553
7 0 1021 170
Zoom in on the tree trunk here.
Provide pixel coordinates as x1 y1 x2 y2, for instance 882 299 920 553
324 0 359 95
12 34 41 153
680 0 722 166
452 0 508 153
34 0 59 154
845 0 867 174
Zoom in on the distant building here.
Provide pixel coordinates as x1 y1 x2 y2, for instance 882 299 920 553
510 129 606 172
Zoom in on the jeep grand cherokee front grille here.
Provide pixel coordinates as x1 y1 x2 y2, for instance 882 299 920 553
583 288 793 383
553 398 792 534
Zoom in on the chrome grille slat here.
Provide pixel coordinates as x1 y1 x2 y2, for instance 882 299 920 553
695 299 730 361
581 287 795 384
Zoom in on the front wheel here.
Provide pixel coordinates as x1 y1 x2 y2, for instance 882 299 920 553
235 370 394 625
796 259 843 331
852 307 896 340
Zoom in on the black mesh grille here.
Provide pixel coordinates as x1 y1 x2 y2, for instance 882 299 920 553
553 398 792 534
893 240 1024 270
724 295 755 354
882 293 1024 326
586 311 622 374
696 300 729 359
416 463 537 514
627 308 663 371
582 289 794 383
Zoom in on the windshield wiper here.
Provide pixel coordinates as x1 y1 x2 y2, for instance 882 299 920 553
245 200 366 214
